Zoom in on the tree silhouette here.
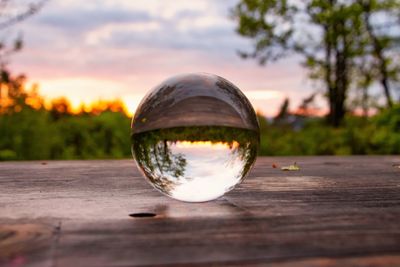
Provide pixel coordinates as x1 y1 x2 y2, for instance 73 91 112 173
232 0 400 126
0 0 49 111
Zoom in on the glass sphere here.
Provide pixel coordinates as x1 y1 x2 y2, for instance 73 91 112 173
131 73 259 202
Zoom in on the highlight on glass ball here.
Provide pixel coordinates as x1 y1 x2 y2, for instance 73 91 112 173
131 73 260 202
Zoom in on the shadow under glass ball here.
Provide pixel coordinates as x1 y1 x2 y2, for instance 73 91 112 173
131 73 260 202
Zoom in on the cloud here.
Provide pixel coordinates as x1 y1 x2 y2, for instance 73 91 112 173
36 8 152 32
8 0 312 116
18 0 246 52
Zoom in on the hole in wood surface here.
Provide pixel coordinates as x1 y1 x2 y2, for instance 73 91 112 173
129 212 156 218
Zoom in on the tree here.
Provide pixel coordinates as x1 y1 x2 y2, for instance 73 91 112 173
357 0 400 108
274 97 289 124
232 0 399 126
50 97 72 119
0 0 48 109
297 93 318 116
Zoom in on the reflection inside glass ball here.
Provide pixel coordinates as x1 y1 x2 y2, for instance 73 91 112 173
131 73 260 202
132 126 258 202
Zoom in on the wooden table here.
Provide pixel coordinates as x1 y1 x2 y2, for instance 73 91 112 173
1 156 399 266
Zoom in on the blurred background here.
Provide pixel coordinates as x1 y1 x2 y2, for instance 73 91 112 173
0 0 399 160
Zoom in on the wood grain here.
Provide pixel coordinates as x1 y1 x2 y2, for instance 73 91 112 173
0 156 399 266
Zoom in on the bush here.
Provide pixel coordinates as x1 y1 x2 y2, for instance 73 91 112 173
0 104 399 160
257 105 400 156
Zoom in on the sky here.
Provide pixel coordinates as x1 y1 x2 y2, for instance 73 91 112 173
8 0 315 116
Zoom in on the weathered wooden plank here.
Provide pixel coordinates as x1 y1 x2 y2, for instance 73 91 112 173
0 157 399 266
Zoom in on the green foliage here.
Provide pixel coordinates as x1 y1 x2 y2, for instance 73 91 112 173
132 126 259 145
232 0 400 126
0 107 132 160
257 106 400 156
0 64 398 160
0 105 399 160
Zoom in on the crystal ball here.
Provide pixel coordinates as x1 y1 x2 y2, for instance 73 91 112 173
131 73 259 202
